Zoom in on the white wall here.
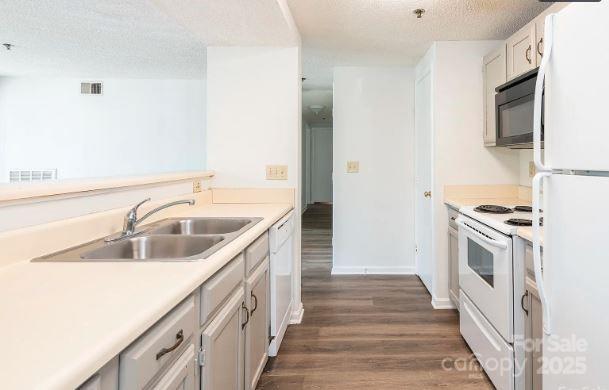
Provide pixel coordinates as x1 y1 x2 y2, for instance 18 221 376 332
0 77 206 182
206 47 300 189
333 67 415 274
205 45 304 320
519 150 534 187
425 41 521 305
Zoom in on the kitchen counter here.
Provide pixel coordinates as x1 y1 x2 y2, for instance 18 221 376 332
0 202 292 389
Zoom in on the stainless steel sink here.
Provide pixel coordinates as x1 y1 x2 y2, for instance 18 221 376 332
148 217 256 235
33 216 262 262
81 235 224 261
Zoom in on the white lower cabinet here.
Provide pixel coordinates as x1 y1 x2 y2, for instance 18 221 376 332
200 288 246 390
152 345 196 390
245 258 270 390
76 231 273 390
447 207 460 309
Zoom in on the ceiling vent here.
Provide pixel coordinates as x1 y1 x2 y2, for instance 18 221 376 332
9 169 57 183
81 82 103 95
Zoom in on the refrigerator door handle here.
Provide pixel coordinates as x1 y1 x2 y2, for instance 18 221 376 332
534 13 555 173
533 171 552 335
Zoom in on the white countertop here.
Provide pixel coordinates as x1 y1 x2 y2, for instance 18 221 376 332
0 203 292 389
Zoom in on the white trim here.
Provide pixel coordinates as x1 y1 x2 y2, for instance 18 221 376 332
289 302 304 324
331 266 416 275
0 170 214 204
431 296 456 310
301 203 309 215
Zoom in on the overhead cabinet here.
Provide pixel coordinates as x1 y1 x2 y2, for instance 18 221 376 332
506 23 536 81
482 46 507 146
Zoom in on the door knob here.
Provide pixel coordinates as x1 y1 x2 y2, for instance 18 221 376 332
424 191 432 198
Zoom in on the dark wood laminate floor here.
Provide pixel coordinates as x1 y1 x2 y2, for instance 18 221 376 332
257 204 493 389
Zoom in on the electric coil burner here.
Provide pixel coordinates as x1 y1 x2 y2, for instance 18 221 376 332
514 206 533 212
474 205 513 214
505 218 532 226
505 218 544 227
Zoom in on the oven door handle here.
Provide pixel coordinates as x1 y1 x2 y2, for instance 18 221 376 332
456 220 508 250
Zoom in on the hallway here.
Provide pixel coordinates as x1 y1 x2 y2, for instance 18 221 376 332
258 204 493 389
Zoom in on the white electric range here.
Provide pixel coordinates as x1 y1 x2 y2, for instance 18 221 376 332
456 204 542 390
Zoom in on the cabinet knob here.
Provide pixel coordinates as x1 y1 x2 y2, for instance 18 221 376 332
424 191 432 198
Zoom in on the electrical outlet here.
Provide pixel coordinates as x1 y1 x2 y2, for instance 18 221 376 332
266 165 288 180
529 161 536 178
193 180 202 193
347 161 359 173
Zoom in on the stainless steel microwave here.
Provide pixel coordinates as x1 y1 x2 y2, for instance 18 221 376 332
495 68 543 148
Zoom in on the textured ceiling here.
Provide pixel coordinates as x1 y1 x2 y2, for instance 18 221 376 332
303 89 333 126
0 0 207 78
0 0 299 78
288 0 550 89
151 0 300 47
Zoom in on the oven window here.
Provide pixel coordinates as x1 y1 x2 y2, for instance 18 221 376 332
498 93 534 138
467 238 494 287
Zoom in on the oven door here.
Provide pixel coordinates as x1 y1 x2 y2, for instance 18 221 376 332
457 215 513 342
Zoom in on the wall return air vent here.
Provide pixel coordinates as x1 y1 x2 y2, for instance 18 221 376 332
81 82 103 95
9 169 57 183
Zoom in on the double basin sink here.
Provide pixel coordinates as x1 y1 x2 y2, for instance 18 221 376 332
35 217 262 262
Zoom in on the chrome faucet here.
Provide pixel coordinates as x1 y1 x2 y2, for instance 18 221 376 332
107 198 195 242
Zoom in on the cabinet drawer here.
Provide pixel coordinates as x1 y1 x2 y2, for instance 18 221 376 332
245 232 269 276
448 208 459 230
151 344 196 390
200 254 244 325
119 296 195 389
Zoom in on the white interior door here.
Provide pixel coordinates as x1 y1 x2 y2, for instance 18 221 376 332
311 128 333 203
414 71 433 293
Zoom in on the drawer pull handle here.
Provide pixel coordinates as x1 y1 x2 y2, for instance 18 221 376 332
450 217 456 221
521 291 529 316
537 37 544 56
526 45 532 64
156 329 184 360
251 293 259 316
241 302 250 330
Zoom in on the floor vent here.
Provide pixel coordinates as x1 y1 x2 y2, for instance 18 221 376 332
81 82 103 95
9 169 58 183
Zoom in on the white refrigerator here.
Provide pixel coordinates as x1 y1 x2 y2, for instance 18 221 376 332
532 2 609 389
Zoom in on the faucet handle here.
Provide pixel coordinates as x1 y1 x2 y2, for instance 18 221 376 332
129 198 151 216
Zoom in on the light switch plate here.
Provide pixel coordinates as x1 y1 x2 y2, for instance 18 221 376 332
347 161 359 173
193 180 202 193
529 161 536 178
266 165 288 180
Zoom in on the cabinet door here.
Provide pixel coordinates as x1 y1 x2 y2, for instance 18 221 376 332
448 226 459 309
245 258 270 390
200 289 245 390
152 345 195 390
524 277 543 390
506 23 536 80
534 2 571 65
483 45 506 146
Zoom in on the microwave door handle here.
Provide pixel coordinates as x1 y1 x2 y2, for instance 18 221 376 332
534 13 554 173
456 220 508 250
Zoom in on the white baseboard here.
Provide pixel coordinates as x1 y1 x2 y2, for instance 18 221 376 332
331 266 416 275
290 302 304 324
431 296 457 310
301 204 308 215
